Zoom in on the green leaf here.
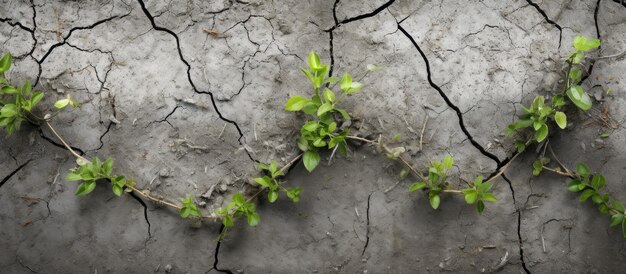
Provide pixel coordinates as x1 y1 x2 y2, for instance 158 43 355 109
66 172 82 181
254 176 271 187
580 189 594 202
30 92 44 107
1 86 17 94
112 184 123 197
591 174 605 191
323 77 338 84
54 98 70 109
75 181 96 196
481 193 497 202
302 121 319 132
0 52 12 73
302 150 320 172
477 200 485 214
323 88 335 102
535 123 549 142
552 95 565 107
102 158 113 176
286 187 302 202
301 68 314 83
567 180 583 192
268 190 278 203
429 194 440 210
592 194 603 204
180 207 191 218
22 80 31 96
247 211 260 226
0 104 17 117
576 163 591 177
532 160 543 176
257 162 268 170
570 51 584 64
317 102 333 116
566 85 592 111
515 141 526 153
399 167 409 179
340 73 352 92
408 182 426 192
573 35 601 52
232 192 245 205
442 154 454 170
346 82 364 94
568 67 582 83
464 190 478 204
222 214 234 227
285 96 310 111
554 111 567 129
613 201 625 213
307 51 322 71
610 214 624 227
336 108 351 121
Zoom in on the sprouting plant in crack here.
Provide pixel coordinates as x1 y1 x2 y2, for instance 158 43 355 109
254 160 302 203
0 51 215 223
284 51 363 172
507 36 600 145
406 154 497 212
215 192 260 237
534 160 626 238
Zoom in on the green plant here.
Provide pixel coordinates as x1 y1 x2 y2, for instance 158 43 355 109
507 36 600 143
66 157 135 196
461 176 497 214
215 192 260 228
254 160 302 203
408 154 455 209
284 51 362 172
180 194 202 218
0 53 44 133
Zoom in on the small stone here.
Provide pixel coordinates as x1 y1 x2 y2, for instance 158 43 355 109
164 264 172 273
219 184 228 192
198 201 206 208
159 168 171 178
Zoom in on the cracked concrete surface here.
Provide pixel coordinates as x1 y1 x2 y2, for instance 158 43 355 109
1 0 626 272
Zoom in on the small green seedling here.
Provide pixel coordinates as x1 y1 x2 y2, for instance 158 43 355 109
461 176 497 214
565 163 626 238
408 154 455 209
285 51 363 172
180 194 202 218
507 36 600 144
215 192 260 228
254 160 302 203
66 157 135 196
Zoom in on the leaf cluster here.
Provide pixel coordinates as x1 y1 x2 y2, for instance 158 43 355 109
66 157 135 197
408 154 454 210
566 163 626 238
461 176 497 214
180 194 202 218
285 51 363 172
215 192 260 228
254 160 302 203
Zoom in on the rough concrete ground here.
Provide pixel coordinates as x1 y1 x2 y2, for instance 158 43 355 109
1 0 626 272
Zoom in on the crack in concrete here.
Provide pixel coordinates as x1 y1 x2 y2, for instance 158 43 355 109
0 0 38 58
128 191 153 240
146 105 180 128
502 175 531 274
35 13 130 86
582 0 602 83
210 224 233 274
326 0 397 32
327 0 340 78
38 127 86 156
136 0 256 163
0 160 32 189
396 24 501 165
525 0 563 49
361 192 372 256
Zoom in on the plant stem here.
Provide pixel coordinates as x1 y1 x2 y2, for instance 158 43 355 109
44 121 219 221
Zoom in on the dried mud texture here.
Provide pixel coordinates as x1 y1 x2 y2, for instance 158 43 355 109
1 0 626 273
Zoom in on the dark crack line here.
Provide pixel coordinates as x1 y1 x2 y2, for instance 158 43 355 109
96 121 113 150
0 160 31 189
525 0 563 49
396 24 501 165
361 193 372 256
211 224 233 274
136 0 256 163
129 191 153 240
326 0 396 32
147 105 180 128
38 128 86 156
502 175 530 274
327 0 339 78
16 256 38 273
35 13 130 86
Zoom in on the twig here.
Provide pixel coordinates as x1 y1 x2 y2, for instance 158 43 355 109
217 123 227 139
419 116 429 151
591 49 626 60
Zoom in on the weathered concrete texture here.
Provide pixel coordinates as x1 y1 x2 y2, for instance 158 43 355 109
1 0 626 272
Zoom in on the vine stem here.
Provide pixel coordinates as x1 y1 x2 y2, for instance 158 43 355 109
44 121 220 221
